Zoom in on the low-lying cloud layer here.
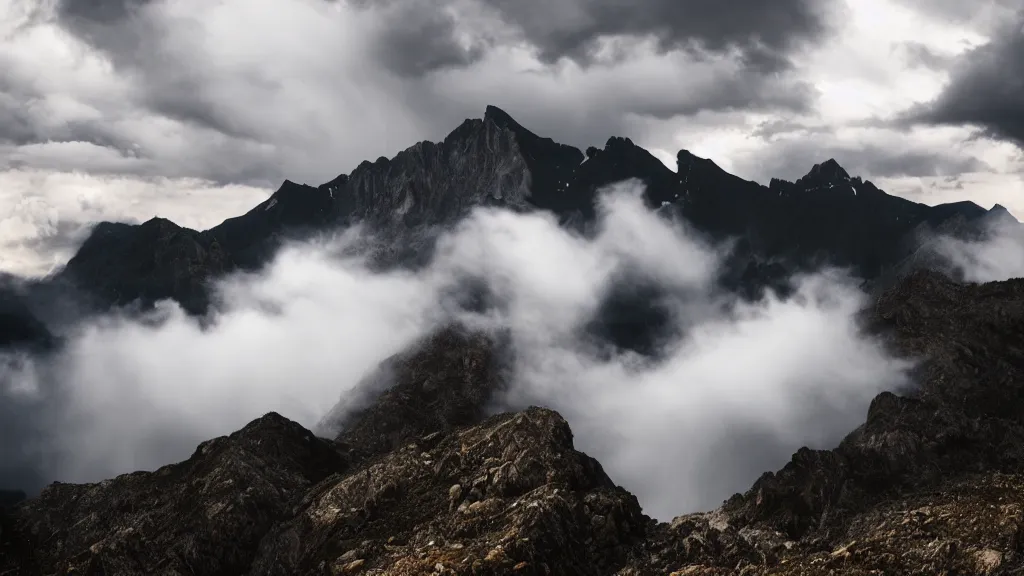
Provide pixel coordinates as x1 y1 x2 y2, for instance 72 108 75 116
1 182 915 519
934 215 1024 282
503 271 909 517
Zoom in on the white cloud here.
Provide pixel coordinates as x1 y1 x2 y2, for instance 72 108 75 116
15 229 441 482
0 0 436 184
935 217 1024 282
2 0 1020 279
504 269 909 519
800 0 983 118
1 182 911 522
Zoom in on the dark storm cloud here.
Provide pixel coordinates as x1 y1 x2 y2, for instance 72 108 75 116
1 1 191 169
0 72 49 146
52 0 157 61
60 0 482 88
48 0 264 148
335 0 826 155
359 2 489 77
909 17 1024 148
345 0 843 76
2 4 291 184
55 0 156 24
145 84 270 143
375 21 483 77
19 0 832 191
53 0 254 140
474 0 841 72
26 0 410 186
0 92 38 146
60 0 840 77
0 79 139 157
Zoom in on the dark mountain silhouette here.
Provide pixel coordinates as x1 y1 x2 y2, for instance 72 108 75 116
46 106 1014 315
2 106 1024 574
2 105 1010 355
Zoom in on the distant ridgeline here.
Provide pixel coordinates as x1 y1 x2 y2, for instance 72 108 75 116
0 105 1017 353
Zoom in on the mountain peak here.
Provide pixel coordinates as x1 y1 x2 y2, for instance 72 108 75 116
138 216 187 236
990 203 1014 218
792 158 854 192
275 179 316 193
483 105 521 131
141 216 179 227
676 149 722 173
605 135 636 148
985 203 1020 225
482 105 582 158
807 158 850 181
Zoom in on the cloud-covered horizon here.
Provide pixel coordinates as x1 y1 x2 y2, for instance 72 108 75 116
1 182 919 520
2 0 1024 277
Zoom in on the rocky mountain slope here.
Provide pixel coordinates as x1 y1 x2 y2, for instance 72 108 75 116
2 106 1024 574
3 269 1024 574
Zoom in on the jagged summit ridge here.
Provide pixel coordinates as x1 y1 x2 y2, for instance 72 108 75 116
3 104 1019 337
806 158 851 181
781 158 858 195
482 104 528 135
986 203 1019 227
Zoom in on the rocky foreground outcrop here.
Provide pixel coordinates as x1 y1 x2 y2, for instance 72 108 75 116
4 270 1024 575
0 414 346 574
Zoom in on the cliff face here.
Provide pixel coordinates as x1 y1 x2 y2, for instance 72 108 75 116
339 117 532 228
4 270 1024 575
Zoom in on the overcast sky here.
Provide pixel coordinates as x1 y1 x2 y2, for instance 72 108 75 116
1 0 1023 276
